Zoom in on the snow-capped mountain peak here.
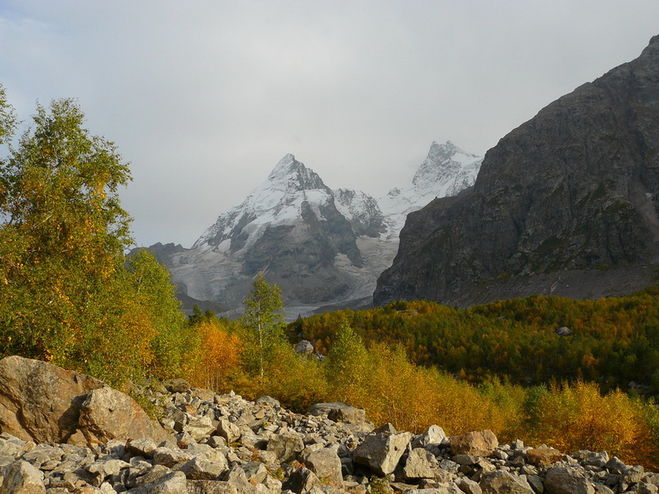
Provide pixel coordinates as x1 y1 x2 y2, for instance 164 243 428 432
266 153 327 192
193 154 333 251
412 140 481 189
379 140 482 238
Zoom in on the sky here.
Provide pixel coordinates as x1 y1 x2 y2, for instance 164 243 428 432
1 1 658 247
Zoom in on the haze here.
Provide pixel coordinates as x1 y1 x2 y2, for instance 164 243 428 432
1 0 658 246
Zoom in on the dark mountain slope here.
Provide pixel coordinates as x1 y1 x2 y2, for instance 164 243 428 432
375 35 659 306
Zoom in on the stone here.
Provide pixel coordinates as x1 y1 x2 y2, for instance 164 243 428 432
412 425 448 448
1 460 46 493
479 471 534 494
544 466 594 494
267 431 304 462
126 439 158 458
301 445 343 485
177 457 227 480
255 396 281 407
525 449 563 467
0 356 104 443
187 479 238 494
308 402 371 427
450 431 499 457
294 340 314 355
132 470 188 493
216 419 241 444
152 447 193 468
77 387 169 446
163 379 191 394
457 477 483 494
403 448 441 480
283 466 320 494
352 428 412 475
183 415 216 441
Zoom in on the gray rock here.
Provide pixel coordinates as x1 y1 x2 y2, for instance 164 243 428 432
152 447 193 468
163 379 191 394
187 479 238 493
184 415 216 441
1 460 45 493
352 428 412 475
267 431 304 462
255 396 281 407
130 470 188 493
177 457 226 480
294 340 314 355
480 471 534 494
308 402 371 428
412 425 448 449
544 466 594 494
403 448 441 480
216 419 241 444
457 477 483 494
301 445 342 485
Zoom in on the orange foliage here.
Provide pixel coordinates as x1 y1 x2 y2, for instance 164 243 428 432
532 381 658 469
188 320 242 391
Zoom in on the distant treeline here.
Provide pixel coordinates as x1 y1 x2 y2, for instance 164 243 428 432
290 287 659 397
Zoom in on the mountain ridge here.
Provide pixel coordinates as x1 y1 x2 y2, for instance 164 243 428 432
147 141 481 315
374 35 659 307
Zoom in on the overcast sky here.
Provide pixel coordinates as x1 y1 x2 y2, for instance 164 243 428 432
1 1 658 247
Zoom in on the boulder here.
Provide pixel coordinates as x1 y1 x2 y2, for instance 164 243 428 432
480 471 534 494
1 459 45 493
457 477 483 494
526 448 563 467
308 402 374 432
412 425 447 448
403 448 442 480
187 479 238 494
301 445 342 485
216 419 241 444
450 430 498 457
544 466 594 494
255 396 280 407
294 340 315 355
0 356 104 443
267 431 304 462
76 387 169 445
163 379 191 394
352 426 412 475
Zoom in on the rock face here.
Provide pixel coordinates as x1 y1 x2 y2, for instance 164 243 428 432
0 356 167 447
0 357 657 493
76 387 169 445
0 355 104 443
375 35 659 307
148 142 480 318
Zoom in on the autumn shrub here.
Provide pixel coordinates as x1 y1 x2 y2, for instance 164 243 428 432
530 381 657 468
261 343 329 411
187 319 243 391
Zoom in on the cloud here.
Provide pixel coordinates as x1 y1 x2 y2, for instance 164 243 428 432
1 0 658 246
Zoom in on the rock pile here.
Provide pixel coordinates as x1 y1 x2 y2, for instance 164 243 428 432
0 356 657 493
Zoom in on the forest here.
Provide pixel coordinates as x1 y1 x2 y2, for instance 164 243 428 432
0 87 657 469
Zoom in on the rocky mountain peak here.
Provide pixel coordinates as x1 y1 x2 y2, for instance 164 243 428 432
412 140 481 188
266 153 326 192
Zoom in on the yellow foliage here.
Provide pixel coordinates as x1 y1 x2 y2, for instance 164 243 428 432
532 381 658 468
188 320 243 391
